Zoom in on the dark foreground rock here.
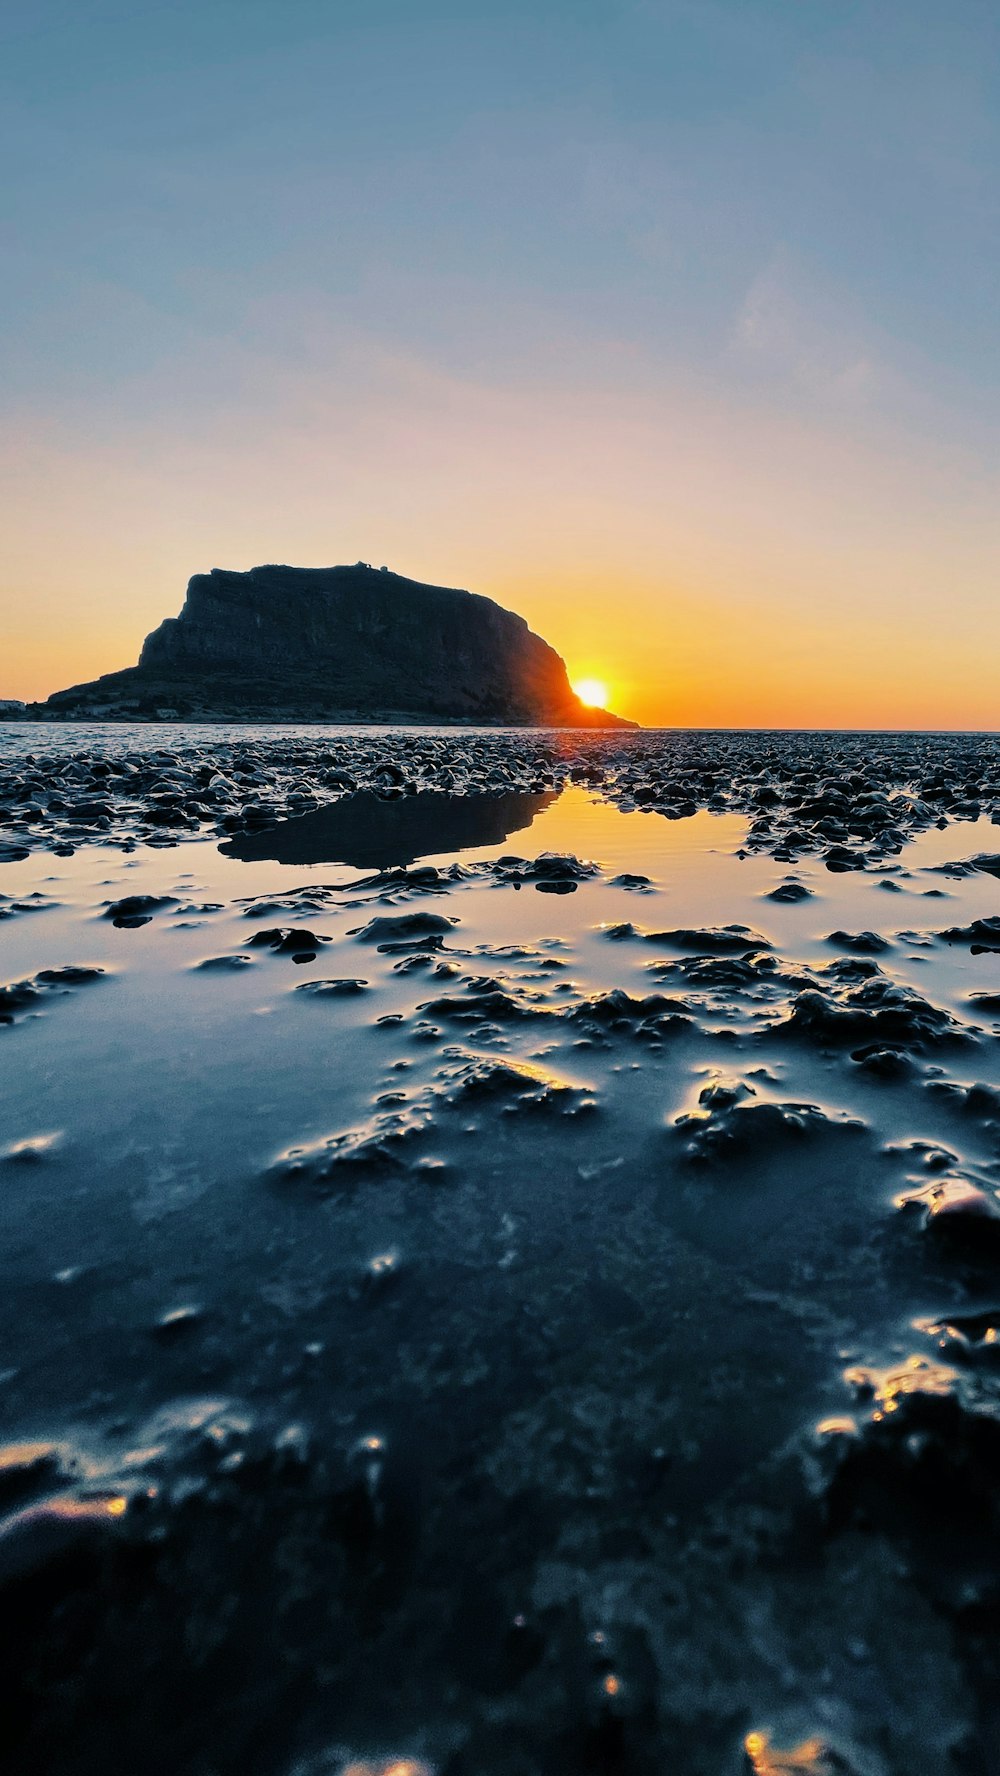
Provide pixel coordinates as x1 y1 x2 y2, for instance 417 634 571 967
33 563 633 727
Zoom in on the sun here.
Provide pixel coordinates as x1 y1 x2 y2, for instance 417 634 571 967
572 677 609 709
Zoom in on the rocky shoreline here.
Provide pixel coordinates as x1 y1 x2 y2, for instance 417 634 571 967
2 725 999 862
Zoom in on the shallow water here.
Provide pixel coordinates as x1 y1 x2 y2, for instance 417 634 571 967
3 727 1000 1776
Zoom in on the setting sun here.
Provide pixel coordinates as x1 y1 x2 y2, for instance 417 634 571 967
572 677 609 709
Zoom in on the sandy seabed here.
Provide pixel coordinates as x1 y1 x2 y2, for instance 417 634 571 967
3 724 1000 1776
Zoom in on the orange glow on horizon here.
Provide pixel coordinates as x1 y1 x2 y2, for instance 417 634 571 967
3 345 1000 730
2 302 1000 730
4 558 999 730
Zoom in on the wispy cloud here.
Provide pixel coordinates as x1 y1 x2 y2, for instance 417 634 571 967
732 250 907 408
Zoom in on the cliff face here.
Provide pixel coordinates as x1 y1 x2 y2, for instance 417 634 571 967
42 564 634 726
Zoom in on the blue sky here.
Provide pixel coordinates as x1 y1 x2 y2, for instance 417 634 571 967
3 0 999 722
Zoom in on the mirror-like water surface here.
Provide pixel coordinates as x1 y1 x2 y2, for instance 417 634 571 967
221 788 561 867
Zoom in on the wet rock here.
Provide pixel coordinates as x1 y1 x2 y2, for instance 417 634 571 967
0 964 105 1026
968 991 1000 1013
193 953 257 970
442 1053 596 1115
896 1172 1000 1251
917 1305 1000 1363
240 890 337 918
373 760 406 785
488 851 599 893
358 1249 402 1298
295 977 370 996
691 1077 755 1112
272 1105 433 1190
0 1489 131 1587
819 957 881 984
103 892 177 927
418 981 540 1025
819 1351 1000 1554
1 1132 63 1163
937 915 1000 953
886 1136 958 1174
775 973 965 1051
766 879 812 902
924 1078 1000 1132
523 853 597 881
675 1086 864 1161
0 1441 76 1511
968 853 1000 877
649 950 796 995
825 930 892 954
152 1304 204 1339
643 924 772 953
352 911 457 945
823 845 866 872
570 988 691 1036
247 926 333 957
0 892 58 920
849 1044 916 1079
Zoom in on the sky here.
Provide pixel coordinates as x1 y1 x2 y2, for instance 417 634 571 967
2 0 999 727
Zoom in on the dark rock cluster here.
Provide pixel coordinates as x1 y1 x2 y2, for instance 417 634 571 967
3 727 1000 861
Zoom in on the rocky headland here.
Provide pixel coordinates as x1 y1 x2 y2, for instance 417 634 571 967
24 563 633 726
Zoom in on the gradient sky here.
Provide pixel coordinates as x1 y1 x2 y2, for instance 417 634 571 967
3 0 999 726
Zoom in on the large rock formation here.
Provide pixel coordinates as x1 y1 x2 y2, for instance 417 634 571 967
38 563 634 726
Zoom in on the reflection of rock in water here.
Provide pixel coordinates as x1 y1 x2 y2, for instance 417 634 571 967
220 788 559 868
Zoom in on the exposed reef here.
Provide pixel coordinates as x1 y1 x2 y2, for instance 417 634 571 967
3 726 1000 861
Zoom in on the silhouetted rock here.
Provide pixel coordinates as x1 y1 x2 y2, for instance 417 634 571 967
37 563 635 726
